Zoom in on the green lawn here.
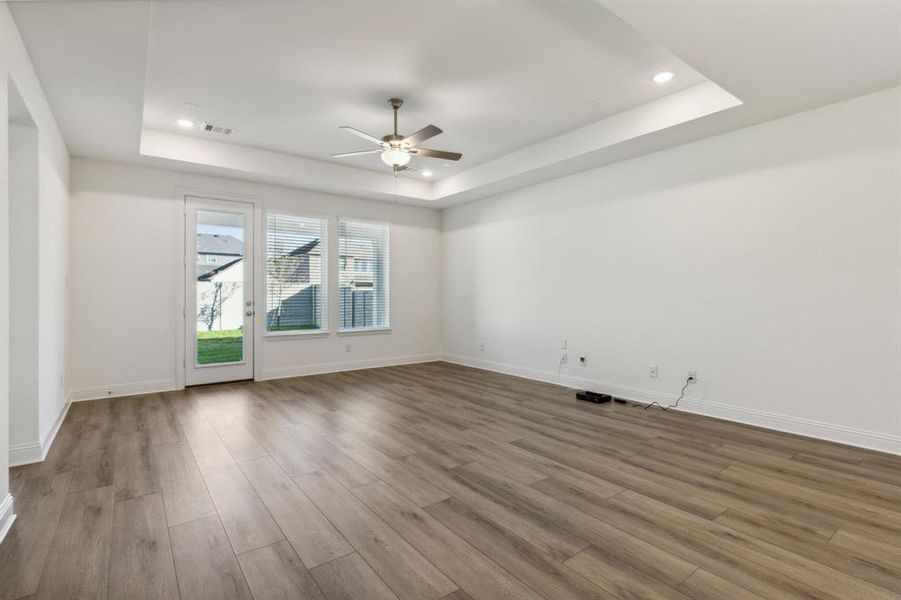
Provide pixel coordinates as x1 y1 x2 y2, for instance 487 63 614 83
197 325 320 365
197 329 243 364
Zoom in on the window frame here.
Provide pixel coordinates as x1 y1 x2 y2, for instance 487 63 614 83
263 209 330 338
337 217 391 334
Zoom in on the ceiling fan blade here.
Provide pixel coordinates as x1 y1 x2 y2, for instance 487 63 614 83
402 124 442 146
393 165 425 174
409 148 462 161
338 126 385 146
331 149 381 158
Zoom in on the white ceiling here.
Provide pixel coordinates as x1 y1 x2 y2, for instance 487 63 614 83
603 0 901 123
8 1 150 161
142 0 705 178
8 0 901 207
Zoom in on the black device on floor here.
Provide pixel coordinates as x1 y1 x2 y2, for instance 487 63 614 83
576 390 612 403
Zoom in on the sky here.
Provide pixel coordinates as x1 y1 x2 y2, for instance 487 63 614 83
198 223 244 241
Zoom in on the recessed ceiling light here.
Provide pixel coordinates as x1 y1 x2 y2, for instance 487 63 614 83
422 170 433 178
176 119 195 128
652 71 674 84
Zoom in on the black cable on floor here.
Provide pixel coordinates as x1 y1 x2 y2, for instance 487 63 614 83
645 378 691 411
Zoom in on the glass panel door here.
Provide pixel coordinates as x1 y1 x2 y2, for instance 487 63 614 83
185 197 254 385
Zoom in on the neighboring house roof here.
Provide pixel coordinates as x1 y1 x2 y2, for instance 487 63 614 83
270 238 320 262
197 257 243 281
197 233 243 256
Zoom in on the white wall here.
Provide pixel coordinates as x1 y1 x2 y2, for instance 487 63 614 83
1 1 71 534
9 122 39 448
442 87 901 454
36 120 69 444
69 158 442 396
0 7 10 522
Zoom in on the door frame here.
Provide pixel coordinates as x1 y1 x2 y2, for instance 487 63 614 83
174 187 263 390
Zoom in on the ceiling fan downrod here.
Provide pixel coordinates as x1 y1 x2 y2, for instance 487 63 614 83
389 97 403 137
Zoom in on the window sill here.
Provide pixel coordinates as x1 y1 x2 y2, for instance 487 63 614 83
337 327 392 336
264 329 330 340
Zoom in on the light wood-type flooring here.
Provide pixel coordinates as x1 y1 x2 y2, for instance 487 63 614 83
1 361 900 599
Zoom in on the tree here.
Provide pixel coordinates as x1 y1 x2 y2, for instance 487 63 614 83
198 281 239 331
267 253 306 329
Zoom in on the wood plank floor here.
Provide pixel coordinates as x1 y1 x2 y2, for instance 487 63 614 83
1 361 900 600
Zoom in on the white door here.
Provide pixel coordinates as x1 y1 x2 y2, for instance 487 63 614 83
185 197 254 385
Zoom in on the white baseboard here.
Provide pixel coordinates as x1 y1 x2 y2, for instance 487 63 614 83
67 355 442 400
8 441 43 467
9 400 71 467
0 494 15 546
441 354 901 456
260 353 442 381
68 378 177 402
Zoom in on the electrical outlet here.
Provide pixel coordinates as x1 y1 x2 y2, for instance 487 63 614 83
479 341 485 351
687 370 698 382
579 356 587 366
345 344 352 352
561 353 568 364
649 365 658 379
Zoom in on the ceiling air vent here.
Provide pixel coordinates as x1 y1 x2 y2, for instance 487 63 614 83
202 122 233 135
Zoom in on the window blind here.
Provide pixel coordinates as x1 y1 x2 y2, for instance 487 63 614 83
266 213 327 333
338 220 389 330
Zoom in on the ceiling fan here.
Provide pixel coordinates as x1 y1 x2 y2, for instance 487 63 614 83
331 98 462 172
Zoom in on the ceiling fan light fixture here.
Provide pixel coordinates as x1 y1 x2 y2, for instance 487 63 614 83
381 147 411 167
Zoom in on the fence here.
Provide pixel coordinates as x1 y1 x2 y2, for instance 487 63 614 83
339 287 377 329
266 285 321 330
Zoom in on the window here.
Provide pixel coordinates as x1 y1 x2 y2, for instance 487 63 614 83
339 220 389 330
266 213 327 333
